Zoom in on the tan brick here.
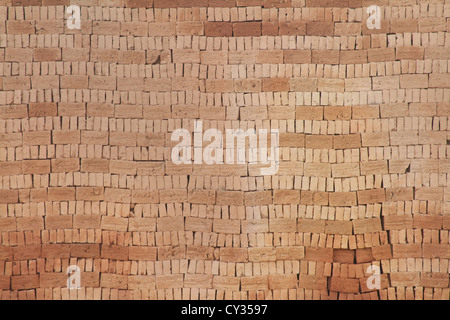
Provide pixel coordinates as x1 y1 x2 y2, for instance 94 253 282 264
296 106 323 120
244 191 272 206
110 160 137 175
339 50 367 64
5 48 33 62
60 75 88 89
101 216 128 232
325 220 353 235
212 276 240 291
276 247 304 260
3 76 30 90
305 135 333 149
31 76 59 89
73 215 101 229
383 215 413 230
305 247 333 263
299 275 327 290
332 163 359 178
155 274 183 289
284 49 311 63
324 106 351 120
213 219 240 234
159 189 188 203
380 103 408 118
201 51 227 65
80 159 109 173
390 272 420 287
89 76 116 90
241 276 268 290
353 218 382 234
13 245 41 260
352 105 379 119
45 215 73 229
311 50 339 64
268 274 297 289
22 160 50 174
360 160 388 175
329 192 357 206
148 22 176 36
220 248 248 262
47 187 76 202
16 217 44 231
129 247 157 261
385 187 414 201
361 132 389 147
216 191 244 205
100 273 128 289
273 190 300 204
372 76 400 90
71 244 100 258
396 46 424 60
23 131 51 146
241 220 268 234
0 162 22 176
12 275 39 290
7 20 34 34
371 244 392 260
256 50 283 64
33 48 61 61
400 74 428 89
104 188 132 203
367 48 395 62
62 48 90 62
248 248 276 262
334 134 361 149
392 244 422 258
52 130 80 145
318 78 344 92
298 219 325 233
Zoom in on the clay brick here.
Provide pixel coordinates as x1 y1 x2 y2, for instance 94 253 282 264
390 19 417 33
355 248 374 263
390 272 420 287
201 51 227 66
357 189 385 204
62 48 90 62
318 78 344 92
305 247 333 263
279 22 306 35
31 76 59 89
299 275 327 290
368 48 395 62
353 218 382 234
335 23 361 36
87 103 115 117
129 246 157 260
3 76 30 91
0 246 14 260
422 244 450 259
333 249 355 264
80 159 109 173
188 190 216 205
101 215 129 231
334 134 361 149
241 276 268 290
13 244 41 260
329 192 357 206
7 21 34 34
385 187 414 202
301 190 328 205
22 132 50 146
52 130 81 145
262 78 290 92
276 247 304 260
234 79 261 92
361 132 389 147
0 190 18 204
311 50 339 64
264 0 291 7
371 244 392 260
390 131 419 146
28 102 58 117
204 22 233 37
352 105 379 119
104 188 132 204
61 75 89 89
12 275 39 290
419 18 447 32
173 49 200 64
47 187 76 202
307 22 334 36
0 162 22 176
39 273 67 288
360 160 388 175
425 47 450 60
248 248 276 262
109 132 137 146
5 48 33 62
413 215 442 230
268 274 297 289
155 275 183 289
110 160 137 175
184 274 212 289
22 160 50 174
396 47 424 60
73 215 101 229
213 219 240 234
305 135 333 149
392 244 422 259
100 274 128 290
45 214 73 230
101 245 129 260
372 76 400 91
71 244 100 258
296 106 323 120
279 133 305 148
159 189 188 203
325 220 352 235
262 22 278 36
415 187 443 201
220 248 248 262
273 190 300 204
429 74 450 89
119 22 148 37
383 215 413 230
419 273 449 288
0 276 10 290
33 48 61 61
244 191 272 206
345 78 372 92
212 276 240 291
400 74 428 89
298 219 325 233
269 218 296 232
332 163 359 178
216 191 244 206
17 217 43 231
41 244 71 259
125 0 154 7
233 22 262 37
284 50 312 64
339 50 367 64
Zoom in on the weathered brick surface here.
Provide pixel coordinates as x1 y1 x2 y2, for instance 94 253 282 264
0 0 448 302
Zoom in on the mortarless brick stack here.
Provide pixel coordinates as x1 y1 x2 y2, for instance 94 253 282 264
0 0 449 300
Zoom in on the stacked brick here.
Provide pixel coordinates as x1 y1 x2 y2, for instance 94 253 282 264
0 0 449 300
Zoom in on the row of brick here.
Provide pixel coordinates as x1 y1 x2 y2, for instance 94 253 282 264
1 242 449 263
4 47 448 65
4 272 447 293
2 76 449 95
6 18 449 36
5 0 438 9
1 213 449 232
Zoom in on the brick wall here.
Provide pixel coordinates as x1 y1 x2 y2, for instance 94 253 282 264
0 0 449 300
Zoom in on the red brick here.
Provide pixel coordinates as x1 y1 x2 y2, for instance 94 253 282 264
262 78 290 92
307 22 334 36
12 275 39 290
305 247 333 263
262 22 278 36
279 22 306 35
330 277 360 293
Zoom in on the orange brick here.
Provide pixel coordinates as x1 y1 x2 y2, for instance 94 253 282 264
233 22 262 36
305 247 333 263
22 160 50 174
12 275 39 290
392 244 422 258
44 215 73 229
52 130 80 145
205 22 233 37
47 187 76 202
7 21 34 34
273 190 300 204
220 248 248 262
268 274 297 289
23 132 51 146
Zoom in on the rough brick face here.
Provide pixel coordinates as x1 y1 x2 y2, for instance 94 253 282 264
0 0 448 302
